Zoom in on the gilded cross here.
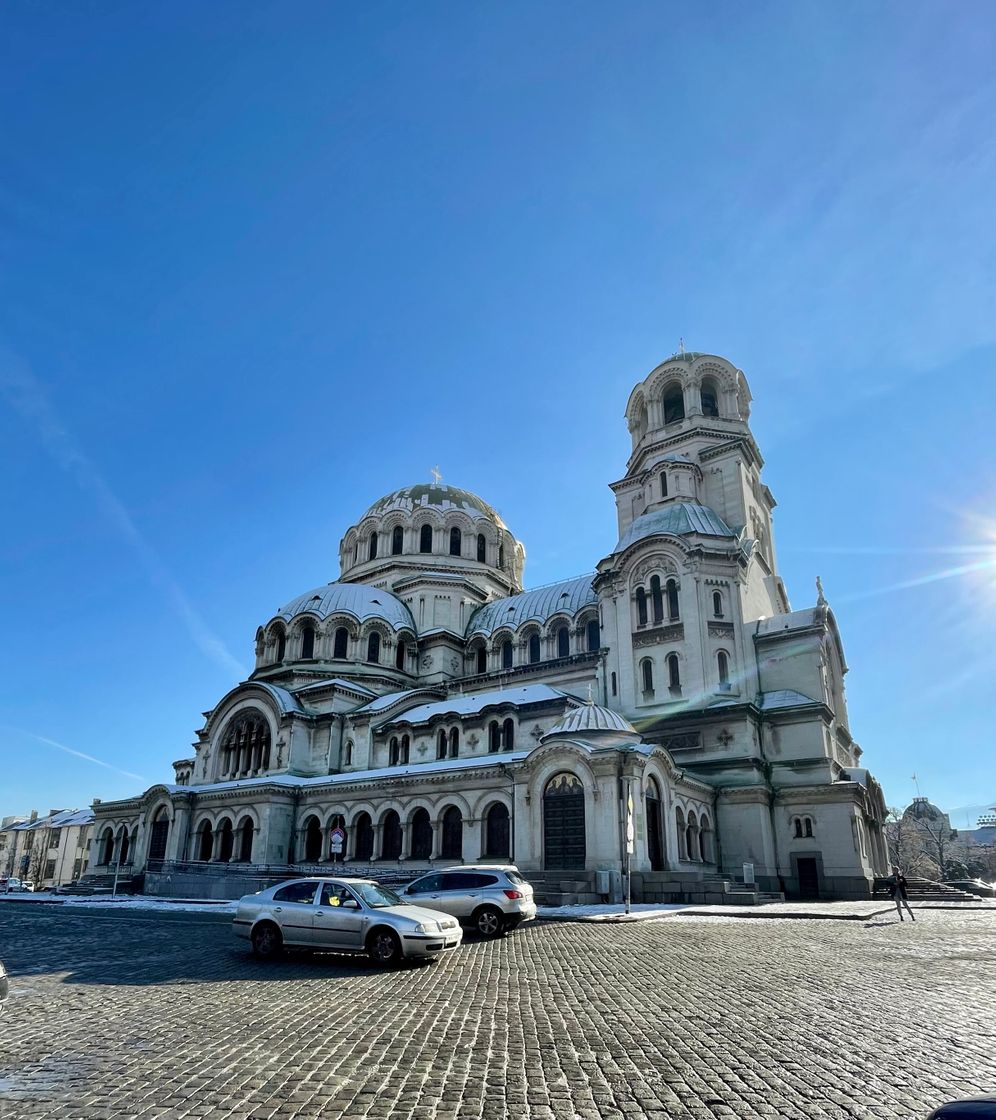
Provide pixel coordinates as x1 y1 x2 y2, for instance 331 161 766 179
430 466 443 484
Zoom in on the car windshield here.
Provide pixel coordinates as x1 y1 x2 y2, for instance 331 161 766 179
353 882 403 908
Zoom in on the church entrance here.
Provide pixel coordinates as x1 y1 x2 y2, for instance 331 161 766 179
646 778 665 871
148 809 169 862
543 772 585 870
796 856 820 900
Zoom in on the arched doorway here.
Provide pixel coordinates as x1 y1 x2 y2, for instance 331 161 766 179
381 811 402 860
543 772 585 869
646 777 665 871
484 803 510 859
303 815 323 862
353 812 374 861
217 817 234 862
440 806 463 859
148 807 170 862
99 828 114 866
197 821 214 862
236 816 254 863
118 827 130 866
410 808 431 859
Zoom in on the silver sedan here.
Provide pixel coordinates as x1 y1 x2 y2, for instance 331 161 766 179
233 877 463 965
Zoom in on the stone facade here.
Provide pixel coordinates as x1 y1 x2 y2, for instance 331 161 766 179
1 809 93 889
90 351 889 901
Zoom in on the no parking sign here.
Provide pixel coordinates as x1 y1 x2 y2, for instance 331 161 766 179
330 826 346 857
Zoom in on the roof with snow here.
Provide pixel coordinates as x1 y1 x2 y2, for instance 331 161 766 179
615 502 735 553
382 684 572 727
12 808 93 831
360 484 509 529
274 582 416 631
466 575 597 637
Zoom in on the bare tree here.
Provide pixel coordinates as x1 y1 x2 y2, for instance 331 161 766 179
885 807 931 875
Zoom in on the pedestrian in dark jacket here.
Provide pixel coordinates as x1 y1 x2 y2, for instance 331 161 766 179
889 866 915 921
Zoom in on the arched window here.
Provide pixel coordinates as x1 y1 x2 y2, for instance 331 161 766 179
221 712 271 780
528 633 541 663
390 737 400 766
441 806 463 859
663 384 685 424
636 587 648 626
476 645 487 674
502 718 515 751
343 740 353 766
666 579 680 620
793 816 803 838
805 817 814 838
611 671 617 696
556 626 570 658
718 651 731 690
381 811 402 860
676 808 687 860
396 641 407 671
449 527 461 556
419 524 433 553
667 653 681 692
686 812 699 863
701 379 719 417
401 735 410 764
276 629 286 662
699 816 713 862
543 772 585 869
484 803 510 859
646 777 665 871
366 632 381 663
650 576 664 624
661 472 668 497
237 816 254 863
448 727 459 758
712 590 723 618
301 625 315 659
410 808 432 860
354 812 374 861
586 618 600 651
391 525 404 554
477 533 486 562
368 533 378 561
498 543 505 569
488 721 501 753
437 729 447 760
333 627 348 659
303 815 322 863
501 641 513 669
641 658 654 694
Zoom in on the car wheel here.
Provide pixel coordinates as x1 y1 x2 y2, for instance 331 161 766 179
251 922 283 959
367 927 402 966
473 905 504 938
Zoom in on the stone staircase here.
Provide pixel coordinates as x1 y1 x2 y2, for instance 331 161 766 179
872 877 987 904
528 871 784 907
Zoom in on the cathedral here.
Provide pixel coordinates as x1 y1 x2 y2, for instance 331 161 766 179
90 352 889 903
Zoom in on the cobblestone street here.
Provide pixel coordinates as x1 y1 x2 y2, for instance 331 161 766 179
1 903 994 1120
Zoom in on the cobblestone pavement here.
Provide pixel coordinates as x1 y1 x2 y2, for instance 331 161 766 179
1 903 995 1120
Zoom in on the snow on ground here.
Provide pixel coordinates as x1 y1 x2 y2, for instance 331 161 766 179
0 893 236 914
536 903 691 921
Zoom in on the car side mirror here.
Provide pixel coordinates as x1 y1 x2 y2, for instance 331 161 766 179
341 899 360 910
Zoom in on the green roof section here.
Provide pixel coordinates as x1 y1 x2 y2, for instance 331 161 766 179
615 502 735 552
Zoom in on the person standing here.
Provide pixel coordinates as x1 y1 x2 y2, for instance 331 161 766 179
889 866 915 921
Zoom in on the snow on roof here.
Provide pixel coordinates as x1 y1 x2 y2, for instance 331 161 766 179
186 751 532 796
292 678 376 697
351 688 447 715
12 808 93 831
274 582 416 631
754 608 824 636
757 689 820 710
466 575 597 637
383 684 571 727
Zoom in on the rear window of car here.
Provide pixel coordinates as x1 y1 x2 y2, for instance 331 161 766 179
505 871 528 886
466 873 499 888
273 881 318 904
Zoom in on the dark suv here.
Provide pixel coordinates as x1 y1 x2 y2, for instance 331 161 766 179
401 866 537 937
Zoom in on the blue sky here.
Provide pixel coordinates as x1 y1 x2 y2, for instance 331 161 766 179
2 2 995 823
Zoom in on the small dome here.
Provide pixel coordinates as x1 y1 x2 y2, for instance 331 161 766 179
904 798 946 822
615 502 735 553
362 483 508 529
466 575 597 637
274 582 415 631
544 702 638 740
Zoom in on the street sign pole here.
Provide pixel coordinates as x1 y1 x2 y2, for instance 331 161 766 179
625 779 635 915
